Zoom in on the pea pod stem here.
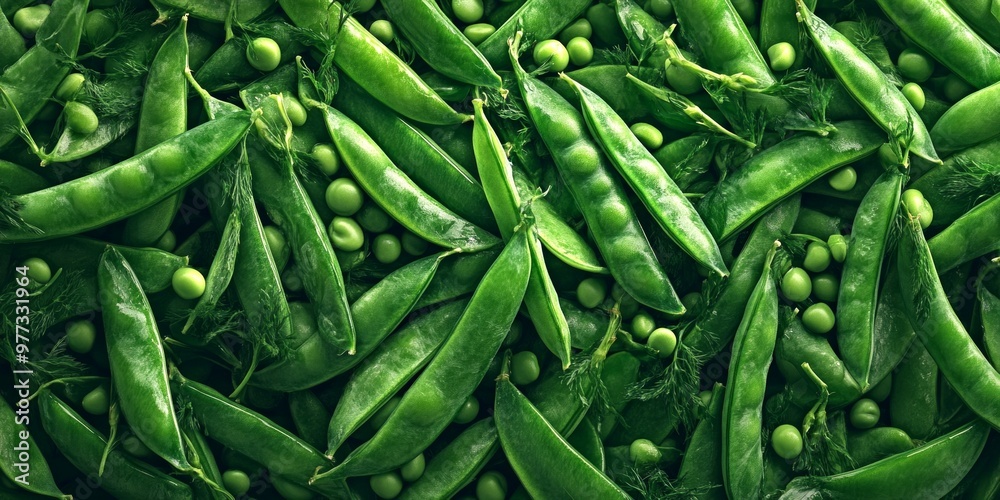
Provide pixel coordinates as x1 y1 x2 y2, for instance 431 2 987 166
661 27 761 92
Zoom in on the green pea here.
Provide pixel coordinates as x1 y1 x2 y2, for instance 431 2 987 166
370 20 395 45
767 42 796 72
84 9 115 47
828 166 857 192
587 3 624 46
453 396 479 424
22 257 51 284
66 320 97 354
566 36 594 67
533 39 570 72
803 242 831 273
559 18 593 44
400 453 426 482
356 203 394 233
577 277 606 309
154 230 177 252
222 470 251 496
648 328 677 358
897 48 934 82
681 292 703 317
510 351 540 385
629 438 661 466
13 4 50 38
247 37 281 72
64 101 99 135
868 373 892 403
370 471 403 499
665 50 702 95
328 217 365 252
150 143 186 177
827 234 848 263
877 142 900 168
325 178 365 216
172 267 206 300
373 234 402 264
771 424 804 459
476 471 508 500
452 0 484 23
121 434 152 458
82 385 110 415
698 390 713 407
781 267 812 302
901 82 925 111
281 266 303 293
272 475 314 500
55 73 86 101
849 398 881 429
311 143 340 176
263 225 289 267
731 0 757 25
902 189 933 228
284 96 308 127
649 0 673 18
630 311 656 340
942 73 974 103
629 122 664 149
802 303 836 334
811 273 839 303
401 230 428 256
464 23 495 44
354 0 377 12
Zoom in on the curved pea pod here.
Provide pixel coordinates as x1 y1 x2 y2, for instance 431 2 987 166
180 423 226 499
887 340 939 443
980 285 1000 370
625 75 751 145
874 0 1000 89
931 81 1000 153
568 418 605 471
477 0 591 69
0 0 87 149
278 0 466 125
510 32 682 314
897 213 1000 430
946 0 1000 48
796 3 938 164
908 136 1000 229
547 65 659 125
400 418 499 500
173 376 351 498
781 420 989 499
722 242 780 500
317 104 500 253
38 391 194 500
868 272 917 397
0 398 68 499
614 0 669 68
0 160 48 195
0 4 25 72
672 0 772 85
0 110 252 242
697 121 882 242
325 299 466 455
759 0 816 70
947 431 1000 498
678 383 726 500
249 249 450 392
928 193 1000 273
416 248 500 309
495 374 631 499
653 135 717 192
846 427 914 468
289 389 330 451
564 73 729 277
561 298 608 350
593 352 641 439
195 20 305 92
776 317 863 409
150 0 273 23
315 230 531 480
837 170 905 390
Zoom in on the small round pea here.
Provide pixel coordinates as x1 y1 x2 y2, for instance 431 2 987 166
154 230 177 253
868 373 892 403
354 0 377 12
827 234 848 263
681 292 703 317
311 143 340 176
64 102 100 135
665 55 702 95
401 230 428 256
902 189 933 228
533 39 569 72
897 48 934 82
370 397 402 431
649 0 673 18
828 166 857 192
247 37 281 72
328 217 365 252
22 257 52 284
356 203 394 233
577 278 606 309
84 9 115 47
942 73 974 103
400 453 426 482
370 20 394 45
510 351 540 385
464 23 495 44
850 398 881 429
630 311 656 340
802 303 836 334
781 267 812 302
629 438 661 466
566 36 594 67
698 390 713 407
629 122 663 149
476 471 508 500
55 73 86 101
559 18 593 44
272 475 314 500
811 273 839 303
284 96 308 127
222 470 251 496
66 320 97 354
902 82 925 111
767 42 796 72
263 225 289 266
373 234 402 264
771 424 804 460
172 267 207 300
282 267 303 293
877 142 900 167
325 178 364 216
371 472 403 499
648 328 677 358
13 4 50 38
453 396 479 424
803 242 831 273
82 385 110 415
452 0 484 23
121 435 152 458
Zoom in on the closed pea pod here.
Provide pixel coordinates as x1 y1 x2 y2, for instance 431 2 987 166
678 383 726 500
928 193 1000 273
150 0 273 24
930 81 1000 153
945 0 1000 48
0 398 68 499
400 418 499 499
0 160 48 195
908 137 1000 229
846 427 915 468
477 0 591 69
0 4 26 71
775 317 862 410
613 0 669 68
289 390 330 451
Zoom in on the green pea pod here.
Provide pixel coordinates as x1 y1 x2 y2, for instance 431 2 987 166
150 0 273 23
195 20 305 92
846 427 914 468
722 241 780 500
837 170 905 389
495 373 630 499
931 82 1000 153
897 212 1000 430
759 0 816 70
181 423 226 498
0 160 48 195
868 270 917 393
781 420 989 499
473 97 572 369
697 121 882 242
0 398 68 499
653 135 717 192
400 418 499 500
318 229 531 480
38 391 194 499
510 32 682 314
605 396 680 447
546 65 659 126
279 0 467 125
316 104 500 253
183 206 240 334
477 0 591 69
796 2 939 164
678 383 726 500
947 431 1000 498
908 136 1000 229
594 352 641 439
0 0 87 149
564 73 729 277
946 0 1000 48
928 192 1000 273
775 317 862 409
614 0 668 68
561 298 609 350
325 300 466 455
568 418 605 471
415 248 499 309
0 110 252 242
0 4 26 71
874 0 1000 89
672 0 773 86
289 389 331 451
980 285 1000 370
625 75 752 145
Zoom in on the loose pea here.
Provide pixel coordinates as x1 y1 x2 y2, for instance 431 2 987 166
812 273 839 303
476 471 508 500
566 36 594 67
13 4 50 37
803 242 832 273
559 18 593 44
802 303 836 334
649 0 673 18
453 396 479 424
665 51 702 95
533 39 569 72
172 267 207 300
401 230 428 255
577 278 606 309
311 143 340 176
942 73 974 103
154 230 177 252
464 23 495 44
629 438 661 466
648 328 677 358
284 96 308 127
263 225 288 266
66 320 97 354
325 178 364 216
781 267 812 302
371 472 403 499
767 42 796 72
84 9 115 47
55 73 86 101
272 475 314 500
400 453 426 482
630 311 656 340
902 82 925 111
222 470 251 496
373 234 402 264
511 351 541 385
771 424 804 459
897 48 934 82
64 102 99 135
370 20 394 45
22 257 52 284
902 189 933 228
452 0 484 23
82 385 109 415
828 166 857 192
328 217 365 252
850 398 881 429
247 37 281 72
629 122 663 149
357 203 394 233
827 234 848 263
